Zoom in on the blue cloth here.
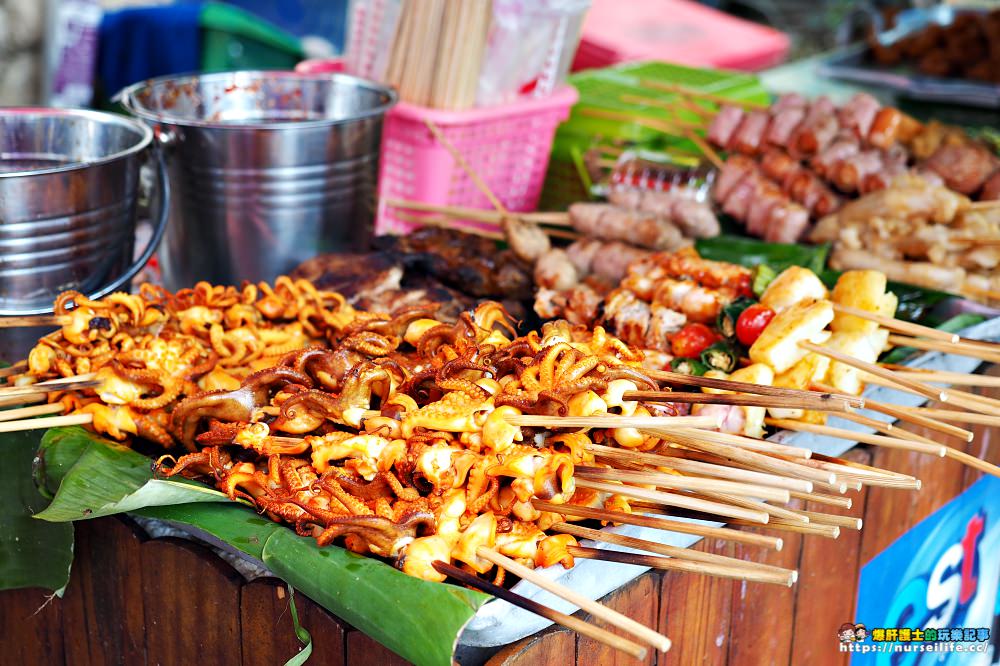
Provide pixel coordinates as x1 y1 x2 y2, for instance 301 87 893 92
97 4 202 102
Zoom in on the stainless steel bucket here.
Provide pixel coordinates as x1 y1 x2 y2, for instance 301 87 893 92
0 108 169 316
117 71 397 289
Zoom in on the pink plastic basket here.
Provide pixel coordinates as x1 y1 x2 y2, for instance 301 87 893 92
376 86 578 235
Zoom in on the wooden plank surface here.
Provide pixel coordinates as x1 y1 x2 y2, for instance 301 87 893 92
576 572 659 666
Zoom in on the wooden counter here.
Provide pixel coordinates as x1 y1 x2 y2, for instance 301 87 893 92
3 373 998 666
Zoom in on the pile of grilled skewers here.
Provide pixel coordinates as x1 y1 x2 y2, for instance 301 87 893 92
4 259 1000 658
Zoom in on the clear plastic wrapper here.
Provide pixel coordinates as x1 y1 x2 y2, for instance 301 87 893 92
476 0 590 106
608 151 718 203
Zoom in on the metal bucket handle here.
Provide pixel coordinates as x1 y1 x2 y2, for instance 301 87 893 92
85 140 170 301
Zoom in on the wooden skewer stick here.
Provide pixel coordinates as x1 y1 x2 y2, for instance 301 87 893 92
648 369 865 407
844 391 975 442
0 315 65 328
961 283 1000 302
658 426 814 460
551 524 797 585
625 390 851 412
787 490 853 509
943 448 1000 479
0 394 46 409
656 435 835 484
694 491 809 524
865 375 1000 415
0 372 98 395
0 360 27 378
587 443 813 492
781 509 862 530
423 118 509 216
788 452 921 489
0 402 65 422
617 94 707 127
504 414 720 429
384 198 572 227
831 303 959 342
886 334 1000 364
764 418 947 457
836 411 944 449
0 413 92 433
799 341 947 403
627 501 843 539
575 465 791 503
574 478 769 524
640 80 769 110
567 546 790 587
394 211 505 240
475 548 672 654
882 367 1000 388
908 406 1000 427
431 560 649 660
531 499 783 551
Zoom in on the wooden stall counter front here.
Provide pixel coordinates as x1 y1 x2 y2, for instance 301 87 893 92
3 371 999 666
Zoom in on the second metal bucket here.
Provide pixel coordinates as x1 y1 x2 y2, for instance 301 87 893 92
117 71 397 289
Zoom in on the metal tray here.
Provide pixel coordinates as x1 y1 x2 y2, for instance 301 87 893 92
818 6 1000 109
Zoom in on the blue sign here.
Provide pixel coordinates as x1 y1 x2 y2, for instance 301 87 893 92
852 475 1000 665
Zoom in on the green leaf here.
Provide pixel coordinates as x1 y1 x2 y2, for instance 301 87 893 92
263 530 488 666
695 235 830 274
137 502 489 666
284 587 314 666
34 426 230 522
0 430 74 594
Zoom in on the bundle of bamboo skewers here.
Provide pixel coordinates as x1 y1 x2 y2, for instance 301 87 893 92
384 0 493 109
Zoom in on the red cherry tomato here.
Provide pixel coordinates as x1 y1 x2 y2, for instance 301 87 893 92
735 304 776 346
671 323 721 358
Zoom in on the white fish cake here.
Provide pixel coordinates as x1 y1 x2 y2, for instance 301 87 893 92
824 329 890 395
831 270 898 334
760 266 829 313
749 299 834 373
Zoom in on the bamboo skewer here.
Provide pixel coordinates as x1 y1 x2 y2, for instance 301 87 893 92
587 443 814 492
786 509 862 530
625 390 851 412
658 426 814 460
640 80 769 110
530 499 783 550
886 334 1000 364
567 546 787 586
627 501 843 538
431 561 649 660
865 375 1000 415
0 315 65 328
800 341 947 402
551 524 796 586
694 491 809 524
475 548 672 654
574 478 769 524
657 436 836 484
836 411 944 449
0 360 27 377
847 391 975 441
0 413 92 433
909 406 1000 427
0 402 65 422
384 198 572 227
504 414 720 429
831 304 959 342
787 490 853 509
943 448 1000 478
764 418 947 457
394 211 505 240
648 369 864 407
574 466 791 502
883 367 1000 388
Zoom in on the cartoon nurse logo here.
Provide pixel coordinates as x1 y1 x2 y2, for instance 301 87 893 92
854 624 868 641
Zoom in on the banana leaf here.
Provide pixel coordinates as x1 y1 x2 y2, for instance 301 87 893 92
33 427 230 522
696 235 962 323
695 235 830 275
0 430 74 594
32 426 489 666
